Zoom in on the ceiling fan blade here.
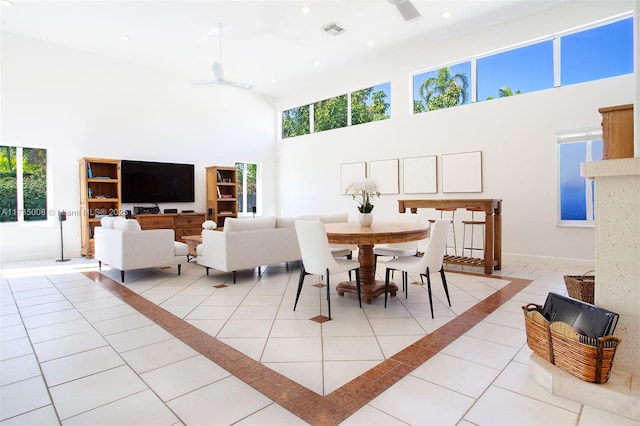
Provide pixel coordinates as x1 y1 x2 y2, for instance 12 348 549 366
224 80 255 90
205 25 254 90
211 62 225 81
389 0 421 22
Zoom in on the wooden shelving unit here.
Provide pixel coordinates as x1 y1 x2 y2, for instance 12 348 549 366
599 104 634 159
205 166 238 228
79 157 121 257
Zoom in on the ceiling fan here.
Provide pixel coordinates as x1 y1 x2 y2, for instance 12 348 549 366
204 24 254 90
388 0 422 22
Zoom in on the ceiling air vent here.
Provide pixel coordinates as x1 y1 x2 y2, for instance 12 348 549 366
323 22 345 36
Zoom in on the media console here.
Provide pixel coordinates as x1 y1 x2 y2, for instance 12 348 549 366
134 212 205 242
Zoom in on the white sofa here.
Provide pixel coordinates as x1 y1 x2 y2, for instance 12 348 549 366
95 216 189 282
196 216 301 283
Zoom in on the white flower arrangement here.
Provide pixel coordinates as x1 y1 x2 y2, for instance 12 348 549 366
345 178 381 213
202 220 217 230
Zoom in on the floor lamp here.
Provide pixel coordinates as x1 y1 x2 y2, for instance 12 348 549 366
56 210 70 262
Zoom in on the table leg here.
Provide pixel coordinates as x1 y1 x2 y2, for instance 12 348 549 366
484 212 494 274
336 244 398 304
494 208 502 270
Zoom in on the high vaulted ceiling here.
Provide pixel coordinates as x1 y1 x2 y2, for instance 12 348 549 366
2 0 573 98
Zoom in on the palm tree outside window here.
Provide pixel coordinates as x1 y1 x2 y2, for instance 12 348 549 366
413 63 471 113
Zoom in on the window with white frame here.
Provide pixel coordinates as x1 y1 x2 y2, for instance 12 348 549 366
236 162 258 215
413 61 471 113
1 146 48 223
476 40 554 101
557 130 602 224
560 17 633 86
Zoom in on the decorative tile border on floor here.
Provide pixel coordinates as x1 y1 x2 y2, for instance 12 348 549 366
84 271 531 426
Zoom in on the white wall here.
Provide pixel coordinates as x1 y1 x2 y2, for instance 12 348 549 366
1 32 277 262
276 1 635 264
1 0 634 265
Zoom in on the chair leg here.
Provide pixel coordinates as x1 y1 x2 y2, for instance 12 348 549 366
178 264 181 276
121 270 125 283
425 267 434 319
232 271 237 284
326 268 331 320
384 268 391 308
98 261 102 271
206 267 210 276
294 266 307 311
347 253 353 281
440 267 451 307
403 271 408 298
355 268 362 308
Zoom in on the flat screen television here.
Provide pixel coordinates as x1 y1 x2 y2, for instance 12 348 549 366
121 160 194 203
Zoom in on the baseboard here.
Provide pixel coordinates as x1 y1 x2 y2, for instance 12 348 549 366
503 252 595 268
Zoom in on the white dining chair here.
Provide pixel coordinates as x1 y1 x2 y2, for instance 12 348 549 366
294 219 362 320
383 219 452 319
374 213 425 275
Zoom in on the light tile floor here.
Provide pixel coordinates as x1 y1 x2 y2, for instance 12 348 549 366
0 256 637 425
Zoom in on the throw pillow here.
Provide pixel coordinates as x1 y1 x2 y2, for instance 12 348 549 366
114 218 142 232
101 216 116 229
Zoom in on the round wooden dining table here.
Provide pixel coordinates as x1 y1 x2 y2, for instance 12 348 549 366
324 222 429 304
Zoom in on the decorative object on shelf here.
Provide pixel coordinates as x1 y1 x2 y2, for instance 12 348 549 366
359 213 373 227
345 178 380 213
202 220 217 230
87 162 93 178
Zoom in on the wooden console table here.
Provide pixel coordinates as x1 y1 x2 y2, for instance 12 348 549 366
135 212 205 242
398 199 502 274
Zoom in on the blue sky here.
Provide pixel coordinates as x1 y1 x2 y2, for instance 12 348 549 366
413 17 633 107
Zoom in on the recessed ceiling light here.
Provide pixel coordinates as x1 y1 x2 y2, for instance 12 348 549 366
271 78 278 84
366 40 374 47
300 6 311 14
1 0 15 7
441 11 451 18
313 61 320 67
120 35 130 41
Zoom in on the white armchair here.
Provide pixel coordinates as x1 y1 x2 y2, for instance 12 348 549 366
94 217 189 282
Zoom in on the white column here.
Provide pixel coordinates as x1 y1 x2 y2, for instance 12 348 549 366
582 157 640 376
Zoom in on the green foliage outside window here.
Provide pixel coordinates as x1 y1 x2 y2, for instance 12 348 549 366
23 148 47 221
351 86 390 126
485 87 523 100
236 162 257 214
314 95 348 132
282 105 310 139
0 146 17 222
414 67 469 113
0 146 47 223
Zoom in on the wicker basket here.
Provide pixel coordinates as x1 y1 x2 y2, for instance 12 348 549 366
523 304 553 363
550 324 620 383
522 304 621 383
563 271 595 304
